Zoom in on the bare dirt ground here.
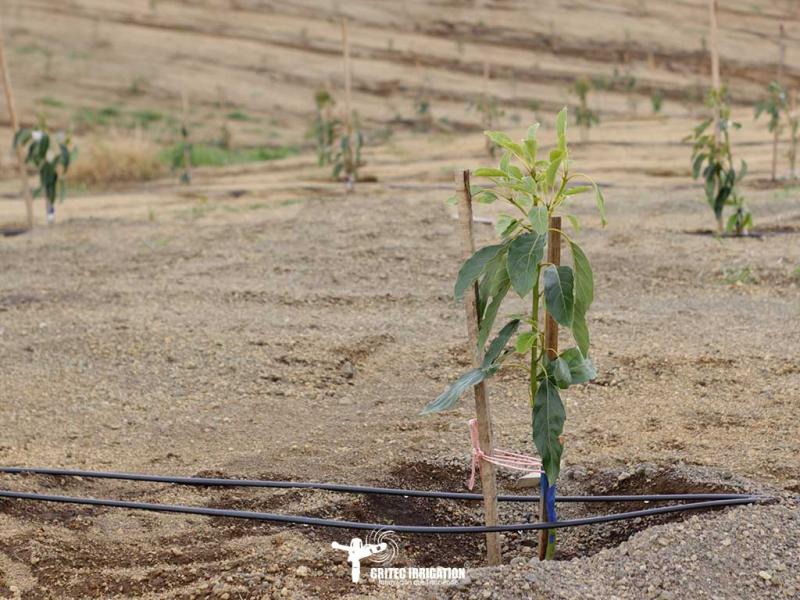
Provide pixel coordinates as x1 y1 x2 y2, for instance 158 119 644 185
1 1 799 599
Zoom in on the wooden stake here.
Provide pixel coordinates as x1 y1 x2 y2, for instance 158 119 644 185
708 0 723 232
455 169 502 566
538 216 561 560
772 24 786 182
0 23 34 230
341 18 354 190
180 90 192 184
708 0 721 139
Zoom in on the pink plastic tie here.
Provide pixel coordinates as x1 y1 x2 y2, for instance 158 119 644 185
468 419 543 490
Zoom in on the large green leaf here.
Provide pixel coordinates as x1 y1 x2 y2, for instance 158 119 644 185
477 249 509 315
482 319 520 368
528 206 548 235
533 378 566 482
545 357 572 389
421 369 486 415
543 265 574 327
507 232 546 297
560 347 596 384
477 278 511 350
454 244 505 301
569 242 593 315
571 312 590 357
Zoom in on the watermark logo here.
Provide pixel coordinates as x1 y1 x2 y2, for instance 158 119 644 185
331 530 466 586
331 529 399 582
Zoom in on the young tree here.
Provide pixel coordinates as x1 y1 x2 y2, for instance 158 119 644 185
423 108 605 558
13 125 76 224
687 88 751 235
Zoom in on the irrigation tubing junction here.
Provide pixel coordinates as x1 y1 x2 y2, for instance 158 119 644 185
0 466 773 535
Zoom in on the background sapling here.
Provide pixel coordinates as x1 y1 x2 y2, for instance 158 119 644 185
755 80 787 181
571 78 599 141
13 124 76 224
686 88 751 235
331 115 364 190
309 89 338 166
423 108 605 557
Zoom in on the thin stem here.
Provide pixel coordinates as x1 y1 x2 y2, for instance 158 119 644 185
529 266 541 407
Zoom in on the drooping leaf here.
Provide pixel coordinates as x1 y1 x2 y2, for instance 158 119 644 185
421 369 486 415
569 242 593 316
482 319 520 368
454 244 505 301
593 181 607 226
546 356 572 389
507 232 546 297
565 185 591 196
565 214 581 233
559 347 597 384
543 265 574 327
477 277 511 350
571 312 590 357
533 378 566 482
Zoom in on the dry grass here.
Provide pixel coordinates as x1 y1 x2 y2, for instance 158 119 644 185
69 129 164 188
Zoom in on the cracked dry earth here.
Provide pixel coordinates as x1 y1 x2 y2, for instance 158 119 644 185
0 177 798 598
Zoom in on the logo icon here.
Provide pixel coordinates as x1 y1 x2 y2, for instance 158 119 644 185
331 529 399 582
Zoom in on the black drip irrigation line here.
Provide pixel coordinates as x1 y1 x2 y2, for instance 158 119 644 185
0 489 765 534
0 466 759 504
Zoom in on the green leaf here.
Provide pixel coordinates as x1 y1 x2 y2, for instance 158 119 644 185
473 168 507 178
507 232 546 297
13 128 31 149
571 313 590 356
565 185 591 196
528 205 548 235
555 107 568 152
495 215 518 238
593 181 607 226
454 244 505 301
560 347 596 384
526 123 540 140
421 369 486 415
546 356 572 389
543 265 574 327
533 378 566 482
545 151 563 188
565 214 581 233
474 189 498 204
692 153 705 179
569 242 593 316
485 131 526 163
523 139 538 166
477 278 511 350
482 319 520 368
516 331 536 354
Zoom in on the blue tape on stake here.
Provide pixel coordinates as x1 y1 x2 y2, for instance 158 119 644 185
541 473 557 558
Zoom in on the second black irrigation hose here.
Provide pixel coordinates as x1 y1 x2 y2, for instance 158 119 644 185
0 466 758 504
0 489 765 534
